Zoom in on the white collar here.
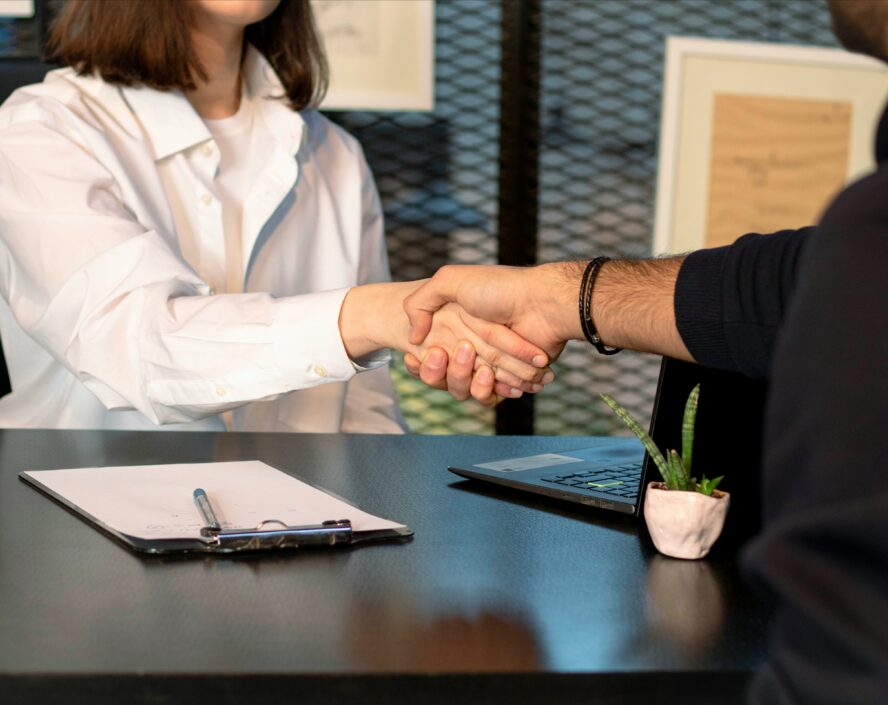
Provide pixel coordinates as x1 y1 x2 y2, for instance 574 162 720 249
113 44 305 161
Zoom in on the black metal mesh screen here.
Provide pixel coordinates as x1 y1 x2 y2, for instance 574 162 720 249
535 0 837 436
0 0 840 435
328 0 502 434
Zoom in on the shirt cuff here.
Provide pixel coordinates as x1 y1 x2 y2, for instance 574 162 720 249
272 288 388 382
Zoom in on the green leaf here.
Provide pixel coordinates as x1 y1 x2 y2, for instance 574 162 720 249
669 449 692 491
600 394 670 484
697 474 724 496
666 449 681 490
681 384 700 476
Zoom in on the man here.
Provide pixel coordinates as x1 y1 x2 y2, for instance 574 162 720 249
403 1 888 702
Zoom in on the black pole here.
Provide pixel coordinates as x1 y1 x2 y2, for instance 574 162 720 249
496 0 541 435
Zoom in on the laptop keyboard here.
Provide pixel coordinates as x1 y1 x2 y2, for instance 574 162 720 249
541 462 644 499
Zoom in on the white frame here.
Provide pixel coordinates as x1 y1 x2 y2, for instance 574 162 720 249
0 0 34 18
653 37 888 255
313 0 435 112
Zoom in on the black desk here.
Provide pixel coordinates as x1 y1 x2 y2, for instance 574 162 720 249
0 430 769 705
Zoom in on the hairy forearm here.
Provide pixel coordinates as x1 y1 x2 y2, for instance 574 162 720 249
590 257 694 361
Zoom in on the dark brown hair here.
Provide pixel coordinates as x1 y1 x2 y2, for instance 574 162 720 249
44 0 328 110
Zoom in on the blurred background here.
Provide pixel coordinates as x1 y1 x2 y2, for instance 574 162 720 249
0 0 838 436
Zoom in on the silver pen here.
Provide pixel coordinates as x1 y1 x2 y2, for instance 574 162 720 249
193 487 221 532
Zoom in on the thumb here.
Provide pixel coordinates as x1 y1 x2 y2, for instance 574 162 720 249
403 279 453 345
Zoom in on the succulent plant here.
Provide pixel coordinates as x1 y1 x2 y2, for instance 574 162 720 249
601 384 723 496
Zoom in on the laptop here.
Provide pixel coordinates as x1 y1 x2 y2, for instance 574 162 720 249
449 358 768 534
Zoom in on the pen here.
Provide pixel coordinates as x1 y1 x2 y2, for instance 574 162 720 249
193 487 221 532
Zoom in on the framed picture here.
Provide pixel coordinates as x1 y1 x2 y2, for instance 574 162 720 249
653 37 888 255
312 0 435 112
0 0 33 17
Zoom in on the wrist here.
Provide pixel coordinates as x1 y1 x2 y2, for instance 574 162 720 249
339 282 416 359
534 262 585 341
579 257 623 355
338 284 390 359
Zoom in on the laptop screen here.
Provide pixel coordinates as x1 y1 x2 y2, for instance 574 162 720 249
646 357 767 541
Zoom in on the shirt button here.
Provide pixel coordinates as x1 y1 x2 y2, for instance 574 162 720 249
200 144 213 157
215 385 227 397
313 364 328 378
200 193 213 206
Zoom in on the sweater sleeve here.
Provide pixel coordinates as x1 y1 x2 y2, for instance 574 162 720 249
674 227 812 378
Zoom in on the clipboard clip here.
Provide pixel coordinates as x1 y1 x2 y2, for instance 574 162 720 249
200 518 354 550
193 487 352 550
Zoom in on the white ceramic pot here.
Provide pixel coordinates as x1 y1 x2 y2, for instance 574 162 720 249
643 482 730 560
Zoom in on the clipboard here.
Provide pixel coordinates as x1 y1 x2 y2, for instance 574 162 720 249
20 460 413 555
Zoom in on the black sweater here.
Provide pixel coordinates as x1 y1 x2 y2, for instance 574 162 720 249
673 106 888 704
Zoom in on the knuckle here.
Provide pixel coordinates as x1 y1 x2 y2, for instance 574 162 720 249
485 348 503 366
517 366 539 383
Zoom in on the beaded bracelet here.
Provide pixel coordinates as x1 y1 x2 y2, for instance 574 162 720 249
579 256 622 355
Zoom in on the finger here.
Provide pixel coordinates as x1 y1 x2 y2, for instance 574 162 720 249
462 319 550 384
486 362 552 392
446 341 476 402
470 365 499 406
494 381 523 399
480 319 550 369
472 344 543 385
495 368 555 394
404 352 422 379
472 354 551 393
419 347 449 390
404 271 459 345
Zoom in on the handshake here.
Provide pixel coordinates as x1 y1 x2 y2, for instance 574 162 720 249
400 262 583 405
339 258 689 406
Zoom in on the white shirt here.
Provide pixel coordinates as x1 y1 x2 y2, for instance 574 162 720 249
0 46 406 433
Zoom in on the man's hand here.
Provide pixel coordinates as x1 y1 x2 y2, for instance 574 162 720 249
404 263 583 359
402 257 695 404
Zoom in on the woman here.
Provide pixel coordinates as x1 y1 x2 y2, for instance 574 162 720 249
0 0 547 432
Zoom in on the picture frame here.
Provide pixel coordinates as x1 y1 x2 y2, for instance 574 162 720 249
312 0 435 112
653 37 888 255
0 0 34 18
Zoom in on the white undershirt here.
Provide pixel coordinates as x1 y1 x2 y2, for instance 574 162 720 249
202 88 270 294
203 89 271 430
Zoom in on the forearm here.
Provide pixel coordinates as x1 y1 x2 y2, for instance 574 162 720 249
403 258 693 404
47 278 365 424
404 258 693 363
590 257 693 361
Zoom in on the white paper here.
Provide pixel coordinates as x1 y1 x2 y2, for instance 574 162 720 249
23 461 405 540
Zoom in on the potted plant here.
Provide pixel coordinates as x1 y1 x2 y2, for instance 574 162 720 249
601 385 729 560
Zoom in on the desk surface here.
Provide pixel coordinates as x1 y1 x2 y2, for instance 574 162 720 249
0 430 769 705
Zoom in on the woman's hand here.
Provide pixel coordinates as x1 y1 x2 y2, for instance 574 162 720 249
403 345 504 407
